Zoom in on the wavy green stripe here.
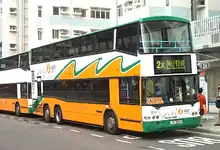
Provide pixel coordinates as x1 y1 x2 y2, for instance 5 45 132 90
54 56 140 80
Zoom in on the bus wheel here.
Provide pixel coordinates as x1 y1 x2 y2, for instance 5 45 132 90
104 111 120 135
43 105 51 122
15 103 21 117
54 106 63 125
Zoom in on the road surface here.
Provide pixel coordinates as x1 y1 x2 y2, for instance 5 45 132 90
0 113 220 150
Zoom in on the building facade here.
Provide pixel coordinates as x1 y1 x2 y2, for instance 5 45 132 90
1 0 116 57
117 0 220 24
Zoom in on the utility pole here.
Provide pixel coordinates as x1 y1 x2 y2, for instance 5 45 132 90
191 0 197 21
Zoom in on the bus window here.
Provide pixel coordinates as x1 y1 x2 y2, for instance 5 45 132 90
116 23 139 54
20 52 29 69
93 29 114 52
119 77 140 105
140 20 191 53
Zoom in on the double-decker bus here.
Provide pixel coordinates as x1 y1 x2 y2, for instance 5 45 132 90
0 16 200 134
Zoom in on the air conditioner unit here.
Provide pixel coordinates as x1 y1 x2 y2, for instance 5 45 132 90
60 29 70 37
9 8 17 15
73 30 87 36
73 8 82 16
134 0 141 7
124 1 133 11
197 0 205 9
9 25 17 32
60 7 69 15
9 43 17 51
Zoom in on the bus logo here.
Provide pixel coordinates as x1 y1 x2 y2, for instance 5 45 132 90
47 64 51 73
178 108 183 115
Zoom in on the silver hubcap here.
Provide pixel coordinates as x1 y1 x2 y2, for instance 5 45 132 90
16 106 19 115
45 109 49 120
56 110 61 122
107 117 115 130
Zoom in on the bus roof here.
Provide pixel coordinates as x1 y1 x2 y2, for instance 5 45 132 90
31 15 189 50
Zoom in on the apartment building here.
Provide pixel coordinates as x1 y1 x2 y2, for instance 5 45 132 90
117 0 220 24
1 0 115 57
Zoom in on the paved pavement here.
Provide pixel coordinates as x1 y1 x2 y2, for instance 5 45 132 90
1 112 220 150
186 113 220 134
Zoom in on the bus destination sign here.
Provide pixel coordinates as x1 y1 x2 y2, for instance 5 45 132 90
153 55 192 74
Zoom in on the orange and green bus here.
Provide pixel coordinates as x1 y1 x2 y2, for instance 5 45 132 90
0 16 200 134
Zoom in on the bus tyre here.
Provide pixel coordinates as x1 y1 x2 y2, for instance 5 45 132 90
43 105 51 122
54 106 63 125
15 103 21 117
104 111 120 135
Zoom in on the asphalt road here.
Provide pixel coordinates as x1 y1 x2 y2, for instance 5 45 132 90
0 112 220 150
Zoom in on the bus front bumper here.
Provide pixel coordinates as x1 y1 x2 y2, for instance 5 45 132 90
143 117 200 132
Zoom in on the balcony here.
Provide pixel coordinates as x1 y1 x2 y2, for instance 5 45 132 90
191 15 220 51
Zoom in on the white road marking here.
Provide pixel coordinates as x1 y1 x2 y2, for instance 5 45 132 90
122 134 141 140
147 146 166 150
18 118 23 121
70 129 80 133
116 139 132 144
1 115 6 117
40 123 49 126
90 134 104 138
28 120 36 124
54 126 63 129
9 116 15 119
158 136 220 148
178 129 220 137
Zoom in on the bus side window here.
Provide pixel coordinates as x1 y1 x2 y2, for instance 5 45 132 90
119 77 140 105
116 23 139 54
93 29 114 52
21 83 27 98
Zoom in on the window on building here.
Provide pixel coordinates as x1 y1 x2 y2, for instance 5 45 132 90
117 5 123 17
52 29 59 39
81 9 86 17
90 7 110 19
166 0 169 6
53 7 59 15
38 6 42 17
37 28 42 40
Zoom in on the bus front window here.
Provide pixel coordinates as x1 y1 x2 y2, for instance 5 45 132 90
142 75 197 106
139 21 191 53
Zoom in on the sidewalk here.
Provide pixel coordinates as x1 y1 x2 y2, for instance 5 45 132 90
186 113 220 134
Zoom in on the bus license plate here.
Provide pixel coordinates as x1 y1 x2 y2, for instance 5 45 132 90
170 120 183 125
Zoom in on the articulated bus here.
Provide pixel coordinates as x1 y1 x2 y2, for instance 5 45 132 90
0 16 200 134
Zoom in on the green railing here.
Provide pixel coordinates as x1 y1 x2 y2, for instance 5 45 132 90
139 41 191 53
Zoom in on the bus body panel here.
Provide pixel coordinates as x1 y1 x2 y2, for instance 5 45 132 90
18 98 29 114
141 103 200 132
30 52 140 80
109 78 143 132
0 69 31 114
0 98 16 111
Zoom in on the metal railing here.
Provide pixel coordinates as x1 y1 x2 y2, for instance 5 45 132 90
139 41 191 53
191 15 220 50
